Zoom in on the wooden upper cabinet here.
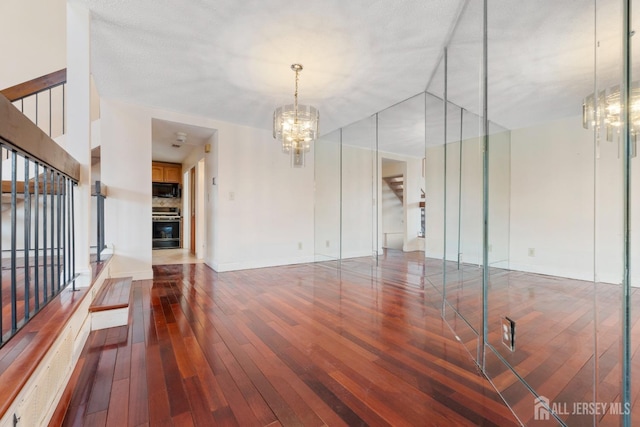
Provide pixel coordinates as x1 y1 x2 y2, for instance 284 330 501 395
151 165 164 182
163 166 182 183
152 161 182 184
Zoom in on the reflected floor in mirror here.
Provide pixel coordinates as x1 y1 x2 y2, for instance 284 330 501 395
58 253 517 426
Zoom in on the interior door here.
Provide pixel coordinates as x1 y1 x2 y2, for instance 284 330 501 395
190 167 196 254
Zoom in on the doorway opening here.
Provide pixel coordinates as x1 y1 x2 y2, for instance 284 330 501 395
381 158 406 250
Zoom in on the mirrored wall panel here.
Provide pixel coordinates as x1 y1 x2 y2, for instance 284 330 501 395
631 0 640 423
441 0 485 362
340 115 377 271
314 129 341 263
312 0 636 423
424 91 446 300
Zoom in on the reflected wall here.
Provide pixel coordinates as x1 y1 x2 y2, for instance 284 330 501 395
314 130 340 262
341 116 377 265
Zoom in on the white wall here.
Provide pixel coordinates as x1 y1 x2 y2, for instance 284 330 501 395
214 123 314 271
509 115 595 281
425 114 640 287
423 130 509 268
341 144 374 258
510 114 640 286
66 2 92 276
99 98 315 276
426 116 595 278
425 144 445 259
181 139 213 259
206 137 218 267
0 0 66 89
196 159 205 259
488 130 510 268
427 137 486 265
313 133 340 260
100 99 152 279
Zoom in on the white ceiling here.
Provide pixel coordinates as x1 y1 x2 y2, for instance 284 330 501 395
151 119 215 163
77 0 637 160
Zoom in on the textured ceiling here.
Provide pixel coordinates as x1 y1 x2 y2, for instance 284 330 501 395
77 0 636 160
151 119 215 163
80 0 462 135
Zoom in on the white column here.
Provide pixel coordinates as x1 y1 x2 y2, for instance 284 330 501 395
66 3 92 280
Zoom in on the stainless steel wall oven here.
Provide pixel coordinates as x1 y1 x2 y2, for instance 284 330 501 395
152 207 181 249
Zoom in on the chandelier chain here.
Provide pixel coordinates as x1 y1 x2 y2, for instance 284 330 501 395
294 69 299 124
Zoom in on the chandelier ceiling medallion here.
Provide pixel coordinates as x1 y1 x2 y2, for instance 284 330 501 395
273 64 319 167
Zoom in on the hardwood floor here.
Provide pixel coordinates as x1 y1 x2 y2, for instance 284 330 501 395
57 251 640 426
421 262 640 426
59 255 517 426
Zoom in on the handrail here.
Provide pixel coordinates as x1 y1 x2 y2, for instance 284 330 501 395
0 93 79 181
0 69 66 102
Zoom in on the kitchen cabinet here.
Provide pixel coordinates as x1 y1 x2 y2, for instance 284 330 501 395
152 161 182 184
152 165 164 182
164 166 182 183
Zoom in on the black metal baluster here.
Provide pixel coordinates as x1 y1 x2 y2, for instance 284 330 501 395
96 182 102 262
61 176 66 285
56 173 61 292
67 178 71 283
50 169 55 298
71 181 76 290
23 157 30 321
65 177 69 285
10 151 17 332
64 177 69 285
100 191 105 258
34 163 40 310
43 167 48 303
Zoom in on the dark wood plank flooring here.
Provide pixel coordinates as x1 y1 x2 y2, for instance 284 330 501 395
418 261 640 425
59 255 517 426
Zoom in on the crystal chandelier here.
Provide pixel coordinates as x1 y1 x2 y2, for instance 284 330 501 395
583 83 640 144
273 64 319 167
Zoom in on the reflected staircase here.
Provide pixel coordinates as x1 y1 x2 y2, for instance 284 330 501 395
382 174 426 207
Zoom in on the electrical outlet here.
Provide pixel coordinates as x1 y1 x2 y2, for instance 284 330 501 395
229 192 235 201
528 248 535 257
298 242 303 250
326 240 330 248
502 316 516 351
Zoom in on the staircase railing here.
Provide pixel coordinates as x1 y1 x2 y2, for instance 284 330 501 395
0 82 79 347
92 181 107 262
1 69 66 139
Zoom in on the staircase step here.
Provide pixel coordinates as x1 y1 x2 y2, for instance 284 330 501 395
89 277 133 313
